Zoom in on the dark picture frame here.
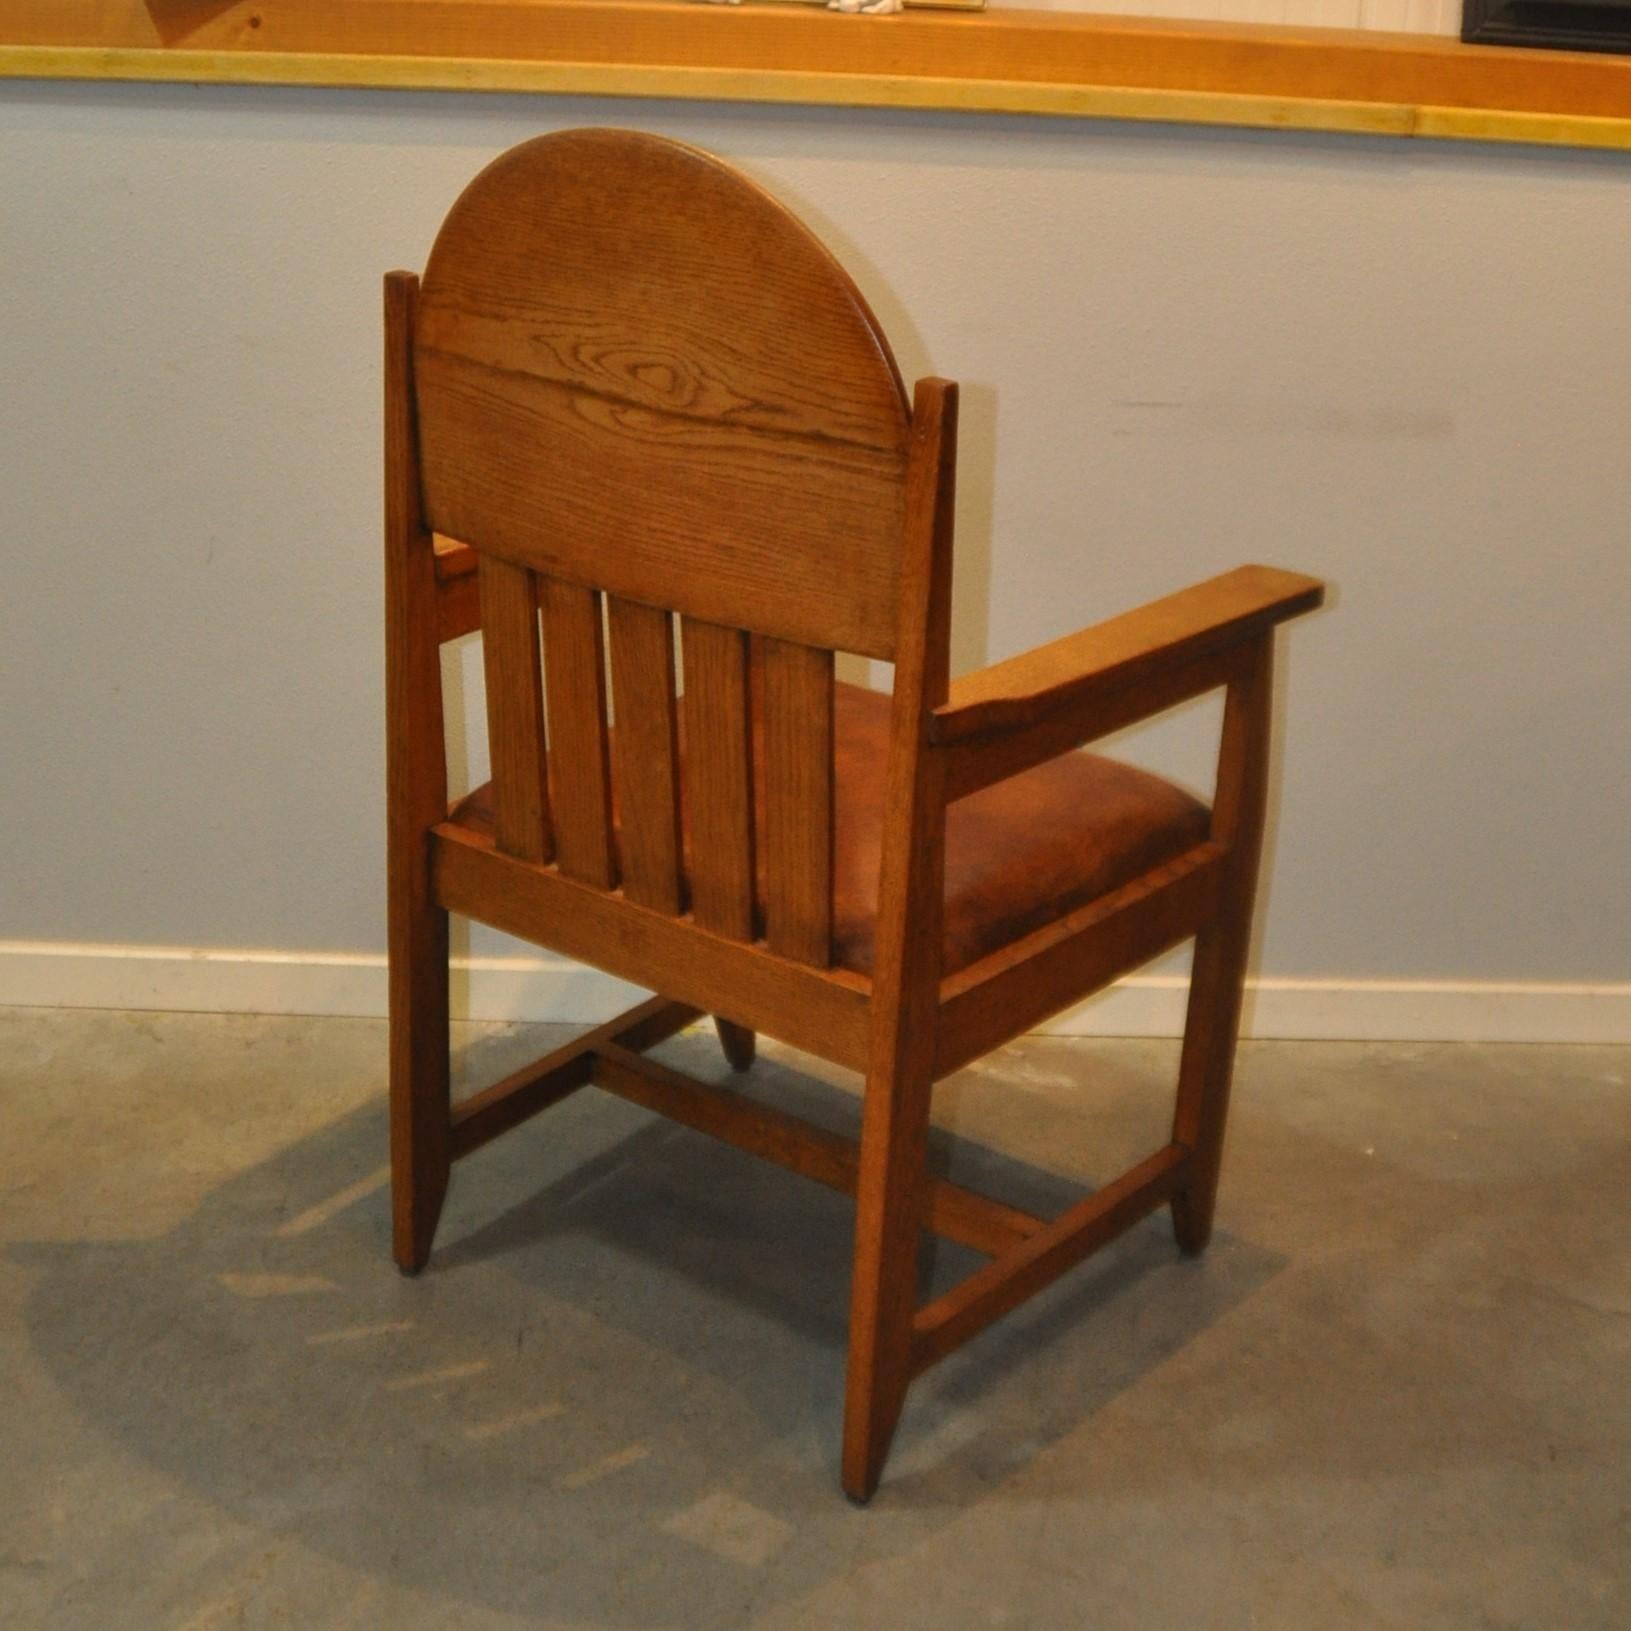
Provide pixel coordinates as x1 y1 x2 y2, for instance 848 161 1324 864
1463 0 1631 53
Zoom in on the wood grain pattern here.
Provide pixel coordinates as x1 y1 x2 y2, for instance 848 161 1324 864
432 820 872 1071
937 645 1242 803
477 555 551 864
540 576 616 889
682 617 757 942
606 596 684 914
760 637 834 967
8 5 1631 152
415 131 909 659
933 566 1323 744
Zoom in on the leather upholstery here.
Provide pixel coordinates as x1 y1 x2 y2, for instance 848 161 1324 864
828 684 1208 974
451 681 1210 978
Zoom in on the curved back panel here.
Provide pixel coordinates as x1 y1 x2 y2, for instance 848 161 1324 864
414 129 911 660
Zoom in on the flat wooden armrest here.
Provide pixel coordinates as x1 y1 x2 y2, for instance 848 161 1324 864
931 564 1323 745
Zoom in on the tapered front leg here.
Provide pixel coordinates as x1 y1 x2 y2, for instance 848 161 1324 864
1171 636 1271 1254
843 1047 935 1501
1169 897 1254 1254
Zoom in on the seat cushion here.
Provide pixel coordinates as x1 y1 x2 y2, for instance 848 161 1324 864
829 684 1207 975
451 682 1209 978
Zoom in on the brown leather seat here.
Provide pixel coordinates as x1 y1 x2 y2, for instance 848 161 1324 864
451 681 1209 979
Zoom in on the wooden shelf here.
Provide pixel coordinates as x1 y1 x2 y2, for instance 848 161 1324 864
2 1 1628 151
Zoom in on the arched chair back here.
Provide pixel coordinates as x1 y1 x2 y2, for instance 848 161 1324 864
411 129 915 962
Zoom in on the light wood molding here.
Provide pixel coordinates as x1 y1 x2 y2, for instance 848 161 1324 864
2 1 1629 152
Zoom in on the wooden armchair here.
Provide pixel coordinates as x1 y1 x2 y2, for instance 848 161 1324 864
385 130 1323 1501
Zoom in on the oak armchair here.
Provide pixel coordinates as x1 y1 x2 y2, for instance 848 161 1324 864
385 129 1322 1501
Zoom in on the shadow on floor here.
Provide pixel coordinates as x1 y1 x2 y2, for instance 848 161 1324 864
13 1029 1284 1626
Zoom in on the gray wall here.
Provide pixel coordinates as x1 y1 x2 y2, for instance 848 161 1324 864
3 82 1628 985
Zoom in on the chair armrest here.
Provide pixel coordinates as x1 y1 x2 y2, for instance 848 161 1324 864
931 565 1323 746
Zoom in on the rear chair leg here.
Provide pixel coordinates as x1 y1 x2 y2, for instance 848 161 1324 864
389 888 451 1274
713 1016 756 1072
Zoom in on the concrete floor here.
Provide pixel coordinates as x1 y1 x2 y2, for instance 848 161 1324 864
2 1007 1627 1630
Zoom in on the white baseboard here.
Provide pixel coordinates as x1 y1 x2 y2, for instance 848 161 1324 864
2 940 1627 1043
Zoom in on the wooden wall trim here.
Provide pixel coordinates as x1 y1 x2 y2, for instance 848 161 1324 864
2 2 1628 152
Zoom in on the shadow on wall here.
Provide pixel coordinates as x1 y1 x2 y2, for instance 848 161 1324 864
13 1028 1280 1625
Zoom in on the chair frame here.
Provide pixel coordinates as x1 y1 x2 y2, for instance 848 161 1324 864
386 244 1321 1502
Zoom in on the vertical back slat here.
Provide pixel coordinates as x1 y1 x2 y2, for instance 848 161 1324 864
607 597 685 914
682 618 756 940
761 638 834 966
540 577 617 889
477 555 552 862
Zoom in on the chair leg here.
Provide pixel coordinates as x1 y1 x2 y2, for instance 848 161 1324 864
713 1016 756 1072
1170 870 1258 1255
389 889 451 1274
842 1051 935 1502
1170 638 1273 1255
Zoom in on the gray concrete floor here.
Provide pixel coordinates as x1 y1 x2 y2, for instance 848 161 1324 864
2 1007 1627 1630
